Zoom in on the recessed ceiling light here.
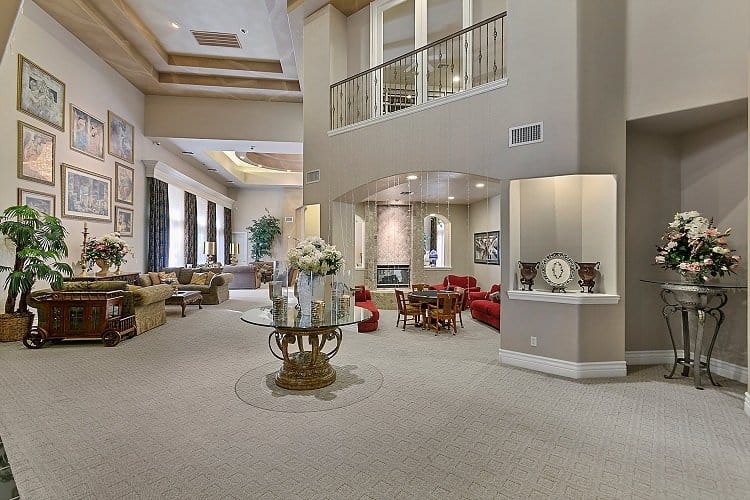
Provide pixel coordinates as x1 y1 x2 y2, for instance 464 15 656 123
452 75 460 83
181 151 194 155
207 168 218 172
153 141 160 146
475 183 485 188
170 21 180 29
393 199 400 204
406 175 418 180
227 180 234 183
448 196 455 200
286 169 291 173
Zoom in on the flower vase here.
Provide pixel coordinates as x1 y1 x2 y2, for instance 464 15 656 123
95 259 111 276
297 272 324 318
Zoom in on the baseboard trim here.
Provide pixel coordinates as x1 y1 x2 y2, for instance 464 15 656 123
499 349 626 379
625 350 747 383
745 393 750 418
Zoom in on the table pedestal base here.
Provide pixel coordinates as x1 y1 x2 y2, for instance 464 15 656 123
268 325 342 391
276 352 337 390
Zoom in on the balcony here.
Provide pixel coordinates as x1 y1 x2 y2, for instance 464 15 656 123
330 12 507 132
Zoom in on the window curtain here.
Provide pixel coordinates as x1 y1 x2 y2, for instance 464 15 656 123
207 201 217 261
224 207 232 264
184 192 197 266
167 183 185 267
147 177 170 271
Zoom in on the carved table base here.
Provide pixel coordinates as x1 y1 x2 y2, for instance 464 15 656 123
268 325 342 390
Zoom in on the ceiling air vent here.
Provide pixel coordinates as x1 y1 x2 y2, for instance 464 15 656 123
306 169 321 184
509 122 543 147
191 30 242 48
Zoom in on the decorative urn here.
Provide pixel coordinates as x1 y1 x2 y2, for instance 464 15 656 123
518 261 539 291
577 262 600 293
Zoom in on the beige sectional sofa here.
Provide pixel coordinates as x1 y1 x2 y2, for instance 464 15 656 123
147 267 234 305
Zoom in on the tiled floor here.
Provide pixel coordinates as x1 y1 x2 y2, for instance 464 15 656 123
0 437 19 500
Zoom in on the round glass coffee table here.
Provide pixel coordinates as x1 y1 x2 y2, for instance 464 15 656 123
240 305 372 390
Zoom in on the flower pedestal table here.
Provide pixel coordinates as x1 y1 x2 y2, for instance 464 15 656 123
642 279 745 389
240 305 371 390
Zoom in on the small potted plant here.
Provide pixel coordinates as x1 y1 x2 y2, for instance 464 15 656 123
0 205 73 341
246 209 282 262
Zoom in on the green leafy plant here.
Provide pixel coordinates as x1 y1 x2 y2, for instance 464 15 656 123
246 209 282 261
0 205 73 314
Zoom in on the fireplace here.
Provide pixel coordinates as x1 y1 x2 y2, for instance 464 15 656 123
376 265 410 288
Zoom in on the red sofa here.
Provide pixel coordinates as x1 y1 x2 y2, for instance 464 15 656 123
469 284 501 330
354 286 379 333
431 275 480 309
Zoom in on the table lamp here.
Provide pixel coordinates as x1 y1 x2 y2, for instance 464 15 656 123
229 242 240 265
204 241 217 265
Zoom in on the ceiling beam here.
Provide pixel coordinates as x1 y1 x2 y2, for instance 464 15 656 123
287 0 372 16
167 55 283 73
159 73 302 92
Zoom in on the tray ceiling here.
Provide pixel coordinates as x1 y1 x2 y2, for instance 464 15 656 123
34 0 302 102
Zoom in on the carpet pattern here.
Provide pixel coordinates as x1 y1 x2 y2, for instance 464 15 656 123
0 290 748 499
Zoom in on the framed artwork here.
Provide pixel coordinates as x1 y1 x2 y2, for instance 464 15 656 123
108 111 134 163
115 206 133 236
17 121 55 185
70 104 104 160
17 54 65 131
473 231 500 265
115 162 134 205
18 188 55 216
61 163 111 221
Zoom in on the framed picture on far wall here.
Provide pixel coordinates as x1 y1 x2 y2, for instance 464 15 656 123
18 188 55 216
70 104 104 160
108 111 134 163
61 163 111 221
115 206 133 236
17 54 66 131
115 162 134 205
17 120 55 185
473 231 500 265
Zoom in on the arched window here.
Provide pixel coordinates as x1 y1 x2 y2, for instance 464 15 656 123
423 213 451 268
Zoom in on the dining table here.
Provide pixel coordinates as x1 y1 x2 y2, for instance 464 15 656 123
407 290 459 327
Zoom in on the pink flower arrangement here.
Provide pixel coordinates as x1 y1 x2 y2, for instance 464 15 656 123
655 211 740 281
83 232 131 269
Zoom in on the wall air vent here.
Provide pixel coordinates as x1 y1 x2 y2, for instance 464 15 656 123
306 169 321 184
509 122 543 147
284 216 294 223
191 30 242 48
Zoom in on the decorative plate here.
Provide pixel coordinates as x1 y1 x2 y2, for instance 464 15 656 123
540 252 578 291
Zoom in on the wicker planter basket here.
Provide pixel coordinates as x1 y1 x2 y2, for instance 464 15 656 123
0 312 34 342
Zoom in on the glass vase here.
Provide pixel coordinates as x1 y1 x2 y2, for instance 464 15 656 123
296 271 324 318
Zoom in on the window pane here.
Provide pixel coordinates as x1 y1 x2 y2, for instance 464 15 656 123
167 184 184 267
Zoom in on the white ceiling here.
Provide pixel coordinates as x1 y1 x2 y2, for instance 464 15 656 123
128 0 280 60
343 171 502 205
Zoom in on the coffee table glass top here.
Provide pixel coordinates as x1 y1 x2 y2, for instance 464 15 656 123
240 305 371 328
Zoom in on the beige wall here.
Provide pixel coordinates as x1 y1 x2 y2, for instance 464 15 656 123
469 194 502 290
625 114 748 369
347 5 370 76
144 95 303 142
681 115 748 366
626 0 750 120
231 187 303 261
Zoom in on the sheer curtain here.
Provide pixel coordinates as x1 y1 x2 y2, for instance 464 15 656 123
196 196 208 264
167 184 184 267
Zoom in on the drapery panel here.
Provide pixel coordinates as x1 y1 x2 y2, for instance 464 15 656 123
184 192 197 266
147 177 170 271
207 201 217 261
224 207 232 264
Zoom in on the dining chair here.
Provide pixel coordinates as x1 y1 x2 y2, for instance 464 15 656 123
395 289 422 330
412 283 430 291
426 292 457 335
452 286 465 328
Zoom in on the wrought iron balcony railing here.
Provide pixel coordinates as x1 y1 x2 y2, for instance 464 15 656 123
330 12 507 131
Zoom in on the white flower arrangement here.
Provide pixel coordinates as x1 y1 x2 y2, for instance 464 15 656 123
287 236 344 276
655 211 740 281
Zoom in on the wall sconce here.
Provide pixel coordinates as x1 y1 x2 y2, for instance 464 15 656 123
229 242 240 265
204 241 217 265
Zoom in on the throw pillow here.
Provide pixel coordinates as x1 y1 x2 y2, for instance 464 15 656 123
190 272 210 285
147 272 161 285
489 291 501 303
158 271 177 282
354 286 366 302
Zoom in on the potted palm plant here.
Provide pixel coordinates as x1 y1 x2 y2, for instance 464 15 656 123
246 209 282 261
0 205 73 341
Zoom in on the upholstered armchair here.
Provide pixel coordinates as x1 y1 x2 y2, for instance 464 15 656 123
430 275 480 309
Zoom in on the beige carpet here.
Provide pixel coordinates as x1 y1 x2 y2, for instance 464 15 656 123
0 289 748 499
